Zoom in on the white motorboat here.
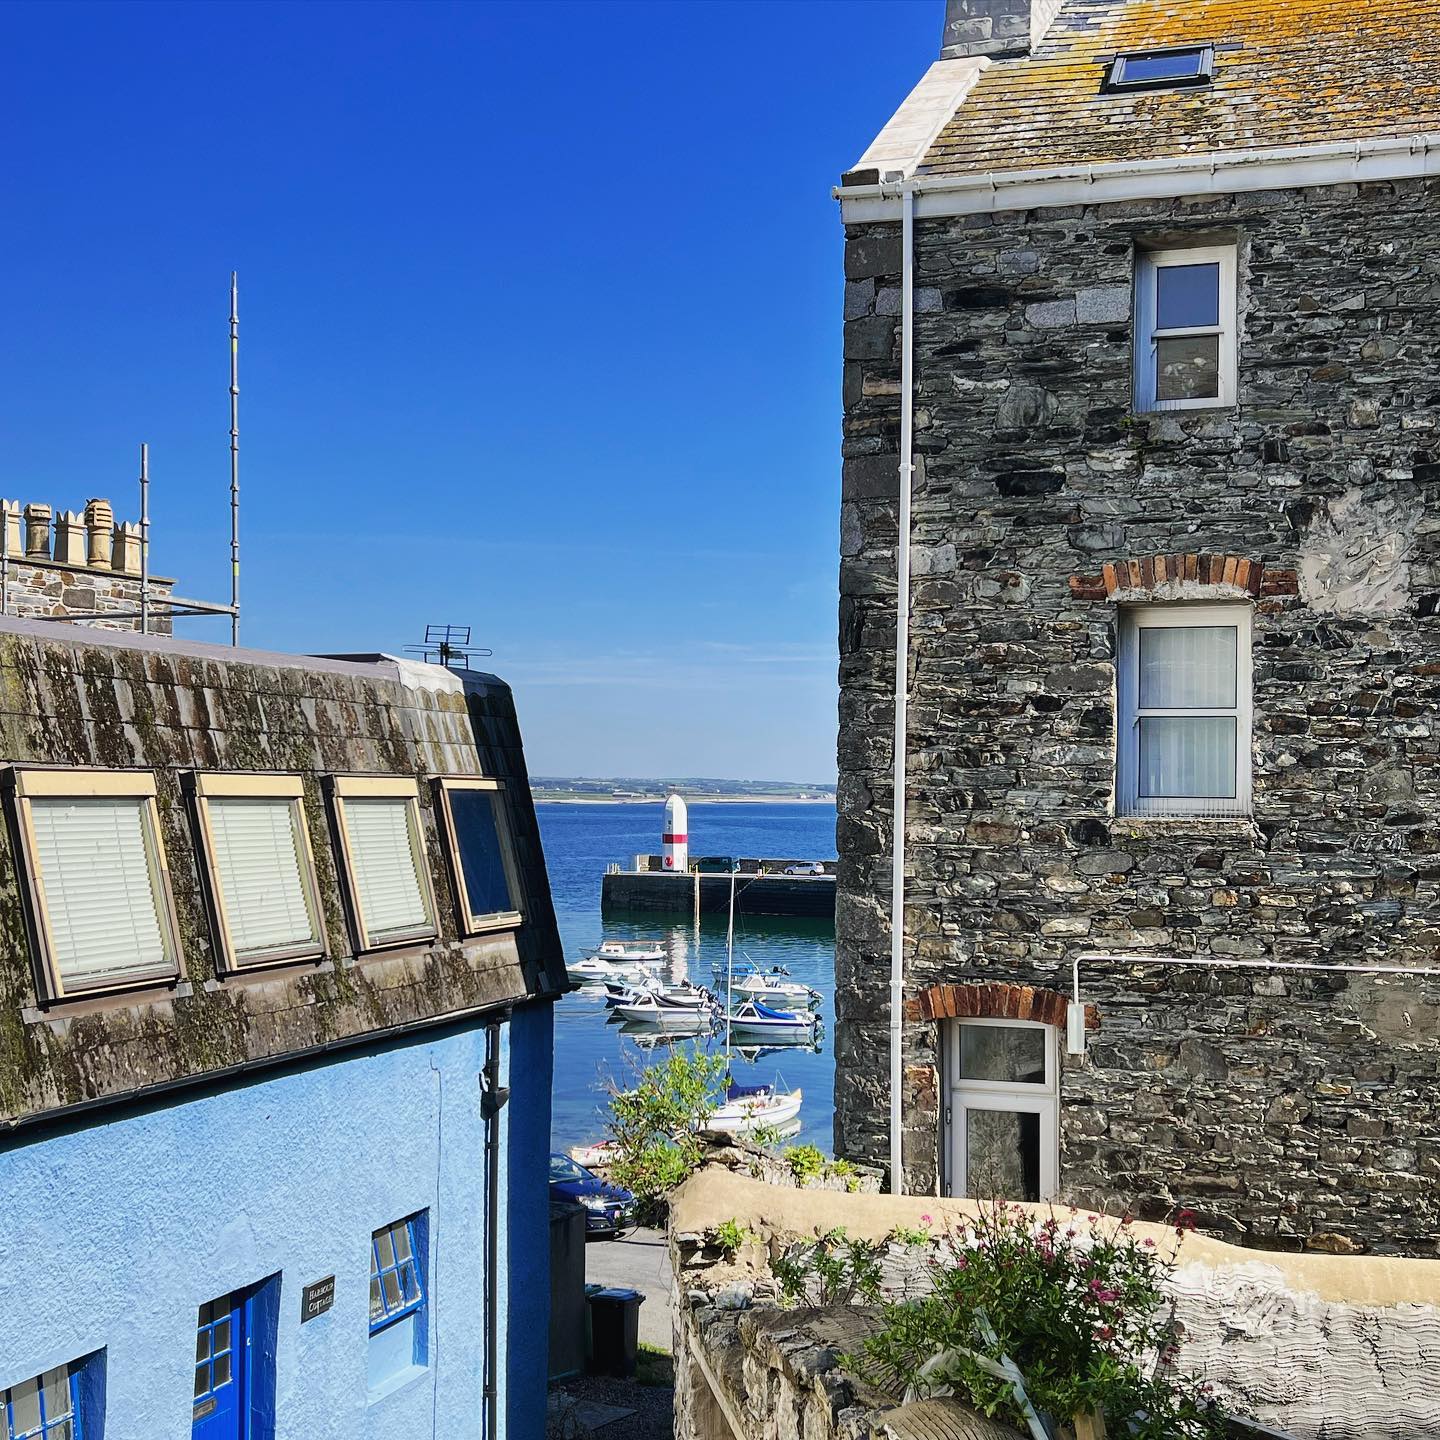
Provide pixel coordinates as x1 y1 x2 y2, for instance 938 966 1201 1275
593 940 666 964
732 971 821 1008
568 1139 618 1170
567 956 655 987
614 990 718 1029
724 999 819 1043
704 1079 804 1135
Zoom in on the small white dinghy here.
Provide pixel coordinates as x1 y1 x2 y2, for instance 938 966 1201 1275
569 1139 618 1170
567 956 654 987
724 999 819 1042
593 940 666 964
704 1078 803 1135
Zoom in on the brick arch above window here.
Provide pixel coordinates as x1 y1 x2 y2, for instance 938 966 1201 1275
914 980 1098 1031
1068 553 1298 603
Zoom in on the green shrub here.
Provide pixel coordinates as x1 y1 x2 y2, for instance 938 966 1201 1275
604 1050 728 1223
783 1143 828 1184
771 1227 884 1309
711 1218 753 1255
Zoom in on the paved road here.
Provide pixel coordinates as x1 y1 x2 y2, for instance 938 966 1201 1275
586 1226 673 1351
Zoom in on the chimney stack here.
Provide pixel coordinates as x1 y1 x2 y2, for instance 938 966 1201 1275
941 0 1061 59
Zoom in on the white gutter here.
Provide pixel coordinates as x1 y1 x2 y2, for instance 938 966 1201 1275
888 182 915 1197
838 130 1440 223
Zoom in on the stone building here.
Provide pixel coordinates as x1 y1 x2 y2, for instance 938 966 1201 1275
834 0 1440 1256
0 603 564 1433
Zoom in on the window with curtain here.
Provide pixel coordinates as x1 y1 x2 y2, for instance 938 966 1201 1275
8 769 182 998
1134 245 1237 412
436 778 523 933
1117 604 1252 817
193 774 325 969
330 777 437 950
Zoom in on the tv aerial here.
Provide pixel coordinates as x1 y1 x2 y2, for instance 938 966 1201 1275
405 624 492 670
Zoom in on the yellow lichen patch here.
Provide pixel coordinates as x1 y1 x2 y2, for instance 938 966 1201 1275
920 0 1440 176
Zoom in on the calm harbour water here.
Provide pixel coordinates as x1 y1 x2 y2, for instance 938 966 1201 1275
536 801 838 1155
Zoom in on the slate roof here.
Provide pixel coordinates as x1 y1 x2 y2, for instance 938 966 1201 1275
920 0 1440 177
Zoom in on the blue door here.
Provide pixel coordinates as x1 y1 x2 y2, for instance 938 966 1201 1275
192 1291 246 1439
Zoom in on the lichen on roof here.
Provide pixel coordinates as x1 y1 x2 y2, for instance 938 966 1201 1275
920 0 1440 176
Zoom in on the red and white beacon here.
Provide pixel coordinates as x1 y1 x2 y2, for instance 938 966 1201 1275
662 792 689 872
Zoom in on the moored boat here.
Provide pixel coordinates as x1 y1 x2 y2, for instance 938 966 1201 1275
704 1078 803 1135
732 971 821 1008
724 998 820 1042
614 989 719 1029
567 956 655 986
593 939 666 964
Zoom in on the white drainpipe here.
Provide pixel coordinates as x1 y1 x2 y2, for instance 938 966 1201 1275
888 182 916 1195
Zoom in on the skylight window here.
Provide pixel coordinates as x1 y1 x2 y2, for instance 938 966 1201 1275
1105 45 1214 93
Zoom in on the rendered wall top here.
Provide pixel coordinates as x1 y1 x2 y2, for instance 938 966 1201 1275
0 614 564 1127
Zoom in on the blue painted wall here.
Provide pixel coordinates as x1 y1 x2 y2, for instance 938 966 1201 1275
0 1006 554 1440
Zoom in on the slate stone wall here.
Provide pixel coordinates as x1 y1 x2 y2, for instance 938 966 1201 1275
836 177 1440 1256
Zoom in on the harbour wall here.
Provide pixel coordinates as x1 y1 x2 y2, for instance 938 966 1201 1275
601 871 836 919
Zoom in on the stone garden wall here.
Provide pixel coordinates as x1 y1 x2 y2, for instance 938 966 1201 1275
836 177 1440 1254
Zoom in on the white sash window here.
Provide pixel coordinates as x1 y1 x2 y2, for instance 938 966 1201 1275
1134 246 1237 412
330 777 437 950
192 774 325 970
7 768 182 998
1118 604 1252 817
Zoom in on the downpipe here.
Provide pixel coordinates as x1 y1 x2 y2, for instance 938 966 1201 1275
888 182 916 1196
480 1018 511 1439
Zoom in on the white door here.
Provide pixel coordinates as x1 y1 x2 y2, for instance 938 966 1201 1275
943 1018 1058 1202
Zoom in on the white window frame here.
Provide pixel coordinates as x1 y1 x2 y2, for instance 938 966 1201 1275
190 772 327 972
434 778 524 935
1134 245 1237 412
5 767 183 1000
328 775 438 952
942 1018 1058 1202
1117 603 1253 818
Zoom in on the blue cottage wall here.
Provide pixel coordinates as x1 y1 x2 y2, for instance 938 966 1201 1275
0 1004 553 1440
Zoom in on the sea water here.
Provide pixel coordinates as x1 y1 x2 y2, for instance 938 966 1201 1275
538 800 838 1154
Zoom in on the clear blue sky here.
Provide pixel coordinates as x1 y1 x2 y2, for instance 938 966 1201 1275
2 0 936 781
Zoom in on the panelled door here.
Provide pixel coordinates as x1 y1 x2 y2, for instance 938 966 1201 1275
192 1291 247 1439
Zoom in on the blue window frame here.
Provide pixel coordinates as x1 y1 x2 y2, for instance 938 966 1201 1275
193 1293 242 1416
3 1364 81 1440
369 1217 425 1333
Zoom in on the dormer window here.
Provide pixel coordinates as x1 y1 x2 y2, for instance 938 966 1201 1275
1105 45 1214 93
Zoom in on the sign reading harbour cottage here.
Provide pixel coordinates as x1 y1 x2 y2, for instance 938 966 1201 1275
301 1276 336 1323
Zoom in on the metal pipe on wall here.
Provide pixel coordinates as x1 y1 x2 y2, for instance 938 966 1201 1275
888 182 916 1196
480 1018 510 1440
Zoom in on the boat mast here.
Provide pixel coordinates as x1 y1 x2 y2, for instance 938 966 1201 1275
725 866 736 1058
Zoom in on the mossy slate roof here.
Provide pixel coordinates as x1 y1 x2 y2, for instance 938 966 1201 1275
920 0 1440 177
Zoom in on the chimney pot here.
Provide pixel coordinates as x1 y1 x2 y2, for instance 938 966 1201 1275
84 498 114 570
54 510 86 567
23 504 52 560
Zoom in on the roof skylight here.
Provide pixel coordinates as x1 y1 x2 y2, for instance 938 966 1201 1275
1104 45 1214 93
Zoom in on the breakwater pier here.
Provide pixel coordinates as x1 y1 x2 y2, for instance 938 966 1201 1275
601 856 836 919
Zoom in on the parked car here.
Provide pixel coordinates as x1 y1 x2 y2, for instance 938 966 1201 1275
783 861 826 876
548 1153 637 1236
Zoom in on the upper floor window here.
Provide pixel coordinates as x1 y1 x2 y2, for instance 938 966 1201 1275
1105 45 1213 93
3 1360 83 1440
5 768 182 999
190 773 326 970
1117 604 1252 818
435 778 524 934
1134 246 1236 412
329 776 438 951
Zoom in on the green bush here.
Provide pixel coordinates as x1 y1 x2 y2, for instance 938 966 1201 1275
604 1050 728 1224
771 1227 884 1309
783 1143 828 1183
711 1218 753 1255
858 1204 1227 1439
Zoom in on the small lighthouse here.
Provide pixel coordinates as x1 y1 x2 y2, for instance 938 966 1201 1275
662 792 688 872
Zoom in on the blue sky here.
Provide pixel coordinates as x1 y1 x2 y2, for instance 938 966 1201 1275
2 0 935 781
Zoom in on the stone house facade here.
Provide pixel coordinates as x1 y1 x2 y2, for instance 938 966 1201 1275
834 0 1440 1256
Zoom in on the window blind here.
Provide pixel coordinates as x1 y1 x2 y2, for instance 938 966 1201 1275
30 797 171 986
208 797 319 960
345 797 431 943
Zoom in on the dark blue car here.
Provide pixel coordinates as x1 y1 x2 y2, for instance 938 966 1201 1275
549 1153 637 1236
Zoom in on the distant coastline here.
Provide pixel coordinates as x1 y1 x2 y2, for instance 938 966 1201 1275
532 793 836 805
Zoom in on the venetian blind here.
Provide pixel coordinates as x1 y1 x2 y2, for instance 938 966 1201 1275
30 796 171 986
208 797 319 960
345 797 431 943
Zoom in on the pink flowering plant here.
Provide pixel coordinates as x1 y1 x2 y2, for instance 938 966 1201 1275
858 1203 1227 1440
